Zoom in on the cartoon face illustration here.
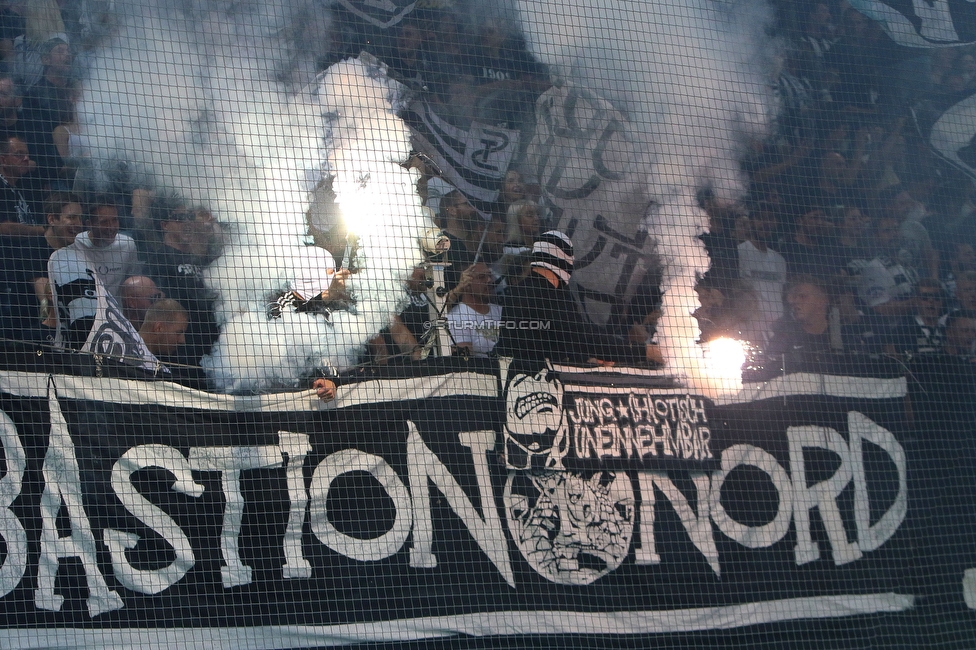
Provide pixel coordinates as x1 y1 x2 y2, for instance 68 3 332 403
503 363 565 469
505 364 564 439
504 469 634 585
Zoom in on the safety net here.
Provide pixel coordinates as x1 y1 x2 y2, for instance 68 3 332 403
0 0 973 648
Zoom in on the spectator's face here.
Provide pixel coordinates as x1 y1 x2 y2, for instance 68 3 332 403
749 212 776 242
787 283 829 325
953 243 976 268
88 206 119 247
518 204 540 240
956 280 976 311
48 202 83 245
695 286 725 310
448 198 480 240
125 291 160 316
483 219 506 258
0 78 20 111
43 43 71 73
875 218 900 248
799 209 834 240
153 315 188 356
450 197 477 222
821 152 848 186
122 282 163 325
178 208 216 254
916 286 944 319
164 207 215 254
842 207 869 237
889 191 921 221
1 138 31 180
481 23 506 50
826 124 850 147
434 13 460 47
397 24 424 53
466 263 494 300
501 170 526 204
947 317 976 353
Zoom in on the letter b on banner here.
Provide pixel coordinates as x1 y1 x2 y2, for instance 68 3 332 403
0 411 26 597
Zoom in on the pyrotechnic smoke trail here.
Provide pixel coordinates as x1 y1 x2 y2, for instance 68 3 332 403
80 2 432 392
77 0 773 393
203 57 432 392
512 0 776 392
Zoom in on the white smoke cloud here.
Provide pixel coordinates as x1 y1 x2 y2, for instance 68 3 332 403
80 2 431 392
76 0 775 394
203 57 431 392
512 0 777 390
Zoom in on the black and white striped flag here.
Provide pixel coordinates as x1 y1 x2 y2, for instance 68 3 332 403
848 0 976 47
916 89 976 181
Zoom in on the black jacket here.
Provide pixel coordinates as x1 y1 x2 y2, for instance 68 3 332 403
495 272 639 365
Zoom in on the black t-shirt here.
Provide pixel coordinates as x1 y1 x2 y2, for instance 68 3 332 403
4 233 51 279
0 234 55 342
778 239 845 279
766 318 831 358
459 41 547 127
398 293 433 343
0 8 24 44
884 316 945 356
21 78 73 184
461 39 547 87
0 175 37 225
495 273 635 365
442 232 474 293
144 245 219 365
699 232 739 285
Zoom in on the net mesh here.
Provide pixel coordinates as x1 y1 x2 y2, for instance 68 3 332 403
0 0 973 647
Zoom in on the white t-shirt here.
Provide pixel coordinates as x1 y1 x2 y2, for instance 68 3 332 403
65 231 143 299
447 302 502 357
48 243 97 328
289 246 337 300
738 240 787 341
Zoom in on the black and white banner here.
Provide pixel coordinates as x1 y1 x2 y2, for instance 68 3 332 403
403 99 520 204
0 363 972 647
848 0 976 47
526 83 658 324
336 0 416 29
916 88 976 181
82 280 163 374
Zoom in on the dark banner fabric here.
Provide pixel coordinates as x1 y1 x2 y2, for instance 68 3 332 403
915 88 976 182
848 0 976 47
0 366 971 648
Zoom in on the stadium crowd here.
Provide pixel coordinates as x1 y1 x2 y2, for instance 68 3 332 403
0 0 974 393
